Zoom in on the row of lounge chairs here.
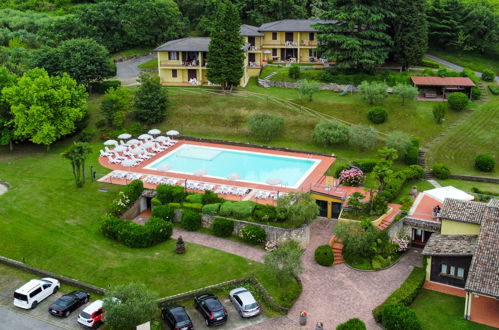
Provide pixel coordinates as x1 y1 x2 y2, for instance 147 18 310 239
109 171 143 181
145 176 179 186
254 190 282 200
186 181 216 191
215 186 251 196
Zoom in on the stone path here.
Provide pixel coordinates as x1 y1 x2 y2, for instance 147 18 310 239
172 228 265 263
246 219 422 330
427 179 441 188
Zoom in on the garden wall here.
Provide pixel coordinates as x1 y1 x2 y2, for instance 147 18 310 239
447 174 499 184
258 79 359 92
173 210 310 248
121 199 141 220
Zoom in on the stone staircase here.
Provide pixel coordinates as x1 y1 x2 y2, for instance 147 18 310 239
329 235 344 265
477 82 489 104
257 72 277 88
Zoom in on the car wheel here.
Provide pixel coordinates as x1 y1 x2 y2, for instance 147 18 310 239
31 301 38 309
239 310 243 318
65 311 70 317
53 286 59 294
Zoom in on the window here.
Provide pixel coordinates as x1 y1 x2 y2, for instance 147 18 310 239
94 309 103 317
457 267 465 278
450 266 456 276
272 48 277 57
235 296 243 306
172 69 177 78
309 49 317 57
169 51 178 60
272 32 277 40
29 287 42 298
309 32 315 41
441 264 447 274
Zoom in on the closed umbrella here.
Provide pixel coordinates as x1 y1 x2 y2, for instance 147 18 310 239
126 139 140 145
194 169 208 176
104 139 118 146
158 164 172 171
118 133 131 140
266 178 281 186
148 129 161 135
227 173 241 180
138 134 152 140
166 130 180 136
121 159 135 167
155 136 168 142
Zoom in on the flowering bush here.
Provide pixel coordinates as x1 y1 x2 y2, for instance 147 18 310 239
339 168 364 186
265 240 278 252
108 191 131 216
392 237 409 252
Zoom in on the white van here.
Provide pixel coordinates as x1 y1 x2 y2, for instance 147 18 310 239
13 278 60 309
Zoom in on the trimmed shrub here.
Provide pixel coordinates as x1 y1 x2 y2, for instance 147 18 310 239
182 203 203 212
381 303 422 330
471 86 481 100
336 318 366 330
447 92 468 111
432 163 450 179
372 267 425 322
212 218 235 237
181 209 201 231
288 65 301 79
202 190 223 205
354 159 379 173
185 193 203 204
202 203 221 215
488 85 499 95
89 80 121 94
380 165 424 202
167 202 182 209
156 185 186 204
124 180 144 202
241 225 267 244
475 154 495 172
219 201 256 219
367 106 388 124
481 69 495 82
405 146 419 165
314 245 334 266
420 59 440 68
151 205 174 221
253 204 278 222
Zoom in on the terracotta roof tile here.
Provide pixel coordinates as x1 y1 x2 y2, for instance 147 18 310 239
411 76 475 87
441 198 487 224
422 234 478 256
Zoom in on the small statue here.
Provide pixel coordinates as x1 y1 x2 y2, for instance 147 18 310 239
176 236 185 254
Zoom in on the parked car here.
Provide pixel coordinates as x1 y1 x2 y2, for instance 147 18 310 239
78 300 105 328
13 278 60 309
229 287 260 318
48 290 89 317
161 305 194 330
194 293 228 326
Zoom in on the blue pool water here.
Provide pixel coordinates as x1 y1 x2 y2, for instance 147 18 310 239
146 144 319 188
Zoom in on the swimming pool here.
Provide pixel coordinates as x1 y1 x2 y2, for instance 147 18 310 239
145 144 320 188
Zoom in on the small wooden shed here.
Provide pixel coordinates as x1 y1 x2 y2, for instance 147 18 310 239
411 76 475 101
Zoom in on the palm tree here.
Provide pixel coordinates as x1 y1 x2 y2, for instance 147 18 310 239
62 142 92 187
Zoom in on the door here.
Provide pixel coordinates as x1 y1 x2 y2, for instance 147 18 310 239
316 200 328 217
332 203 342 219
248 53 256 63
285 32 294 42
248 36 255 47
188 69 197 80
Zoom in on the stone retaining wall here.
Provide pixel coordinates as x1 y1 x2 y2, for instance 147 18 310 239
122 199 141 220
258 79 359 92
447 174 499 184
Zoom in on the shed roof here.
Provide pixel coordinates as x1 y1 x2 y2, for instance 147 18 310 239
440 198 487 225
422 234 478 256
155 37 210 52
240 24 264 36
258 19 332 32
411 76 475 87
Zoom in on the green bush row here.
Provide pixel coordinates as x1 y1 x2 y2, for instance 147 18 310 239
488 85 499 95
380 165 425 201
202 201 282 222
219 201 256 219
334 158 379 177
372 267 425 323
181 209 201 231
101 215 173 248
212 218 235 237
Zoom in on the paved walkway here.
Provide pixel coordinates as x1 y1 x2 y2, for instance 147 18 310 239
173 228 265 263
0 306 65 330
246 219 422 330
427 179 441 188
425 54 498 81
115 53 156 86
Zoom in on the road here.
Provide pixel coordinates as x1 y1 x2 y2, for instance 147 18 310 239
0 306 65 330
425 54 498 81
115 53 156 86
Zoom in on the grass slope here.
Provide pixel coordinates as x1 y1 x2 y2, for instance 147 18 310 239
429 48 499 75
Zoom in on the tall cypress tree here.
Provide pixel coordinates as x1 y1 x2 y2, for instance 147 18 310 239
207 1 245 90
391 0 428 70
316 0 393 73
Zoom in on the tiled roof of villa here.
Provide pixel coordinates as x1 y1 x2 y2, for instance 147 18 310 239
465 199 499 298
258 19 333 32
240 24 264 36
422 234 478 256
411 76 476 87
155 37 210 52
440 198 487 225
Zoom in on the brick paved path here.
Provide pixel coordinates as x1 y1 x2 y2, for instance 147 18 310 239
246 218 422 330
173 228 265 263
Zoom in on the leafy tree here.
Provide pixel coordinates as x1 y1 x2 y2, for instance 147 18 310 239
32 38 116 87
462 4 498 53
101 87 132 127
348 125 378 151
264 240 303 286
348 192 365 216
103 283 157 330
373 161 393 194
134 73 168 125
276 192 319 226
389 0 428 70
207 1 245 90
298 79 321 101
312 121 350 151
0 66 18 151
359 81 388 105
427 0 464 47
378 147 399 163
242 0 309 26
247 113 284 142
432 103 446 124
2 68 87 150
316 1 393 72
386 131 412 158
61 142 92 187
392 84 418 105
481 69 495 82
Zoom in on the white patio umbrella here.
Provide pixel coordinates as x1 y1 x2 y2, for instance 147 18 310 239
113 145 127 152
194 169 208 176
126 139 140 145
142 141 155 149
148 128 161 135
155 136 168 142
227 173 241 180
103 139 118 146
138 134 153 140
131 148 144 155
266 178 282 186
118 133 131 140
158 164 172 171
166 130 180 136
121 159 135 167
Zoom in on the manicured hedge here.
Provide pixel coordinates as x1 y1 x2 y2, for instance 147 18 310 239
372 267 425 323
475 154 495 172
202 190 224 205
241 225 267 244
432 163 450 179
108 180 144 216
447 92 468 111
488 85 499 95
336 318 366 330
381 165 424 201
219 201 256 219
182 202 203 212
101 216 173 248
314 245 334 266
368 106 388 124
152 205 174 221
181 209 201 231
156 185 186 204
202 203 221 215
212 218 235 237
185 193 203 204
253 204 279 222
381 303 422 330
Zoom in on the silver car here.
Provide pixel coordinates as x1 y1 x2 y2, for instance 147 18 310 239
229 287 260 318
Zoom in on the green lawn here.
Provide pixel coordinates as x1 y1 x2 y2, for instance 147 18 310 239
436 179 499 195
260 65 322 82
394 180 435 203
111 47 152 60
429 48 499 75
410 289 493 330
138 58 158 70
0 144 299 307
426 97 499 177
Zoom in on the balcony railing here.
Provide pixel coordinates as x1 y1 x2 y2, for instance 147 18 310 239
159 60 206 68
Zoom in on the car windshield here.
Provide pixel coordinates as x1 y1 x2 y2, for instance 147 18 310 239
80 311 91 319
213 309 225 318
172 308 190 327
14 292 27 301
244 303 258 310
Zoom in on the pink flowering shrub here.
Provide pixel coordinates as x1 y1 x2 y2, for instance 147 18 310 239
265 240 278 252
392 237 409 252
339 168 364 186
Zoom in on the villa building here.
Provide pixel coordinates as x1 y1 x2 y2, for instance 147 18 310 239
155 19 329 86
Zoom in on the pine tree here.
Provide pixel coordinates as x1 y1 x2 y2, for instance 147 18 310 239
316 0 393 72
427 0 464 47
390 0 428 70
207 1 245 90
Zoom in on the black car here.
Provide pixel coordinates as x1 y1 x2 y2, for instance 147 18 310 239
194 293 227 326
49 291 89 317
162 305 194 330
